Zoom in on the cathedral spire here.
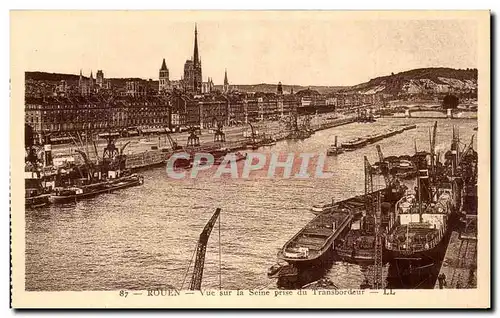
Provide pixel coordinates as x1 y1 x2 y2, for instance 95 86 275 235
224 69 228 86
193 23 199 65
160 58 168 70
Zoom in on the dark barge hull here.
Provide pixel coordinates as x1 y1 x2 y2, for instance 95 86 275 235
278 190 390 267
342 140 368 150
50 179 143 204
336 248 377 263
25 194 51 209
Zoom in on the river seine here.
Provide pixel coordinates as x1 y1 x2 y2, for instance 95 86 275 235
25 117 477 291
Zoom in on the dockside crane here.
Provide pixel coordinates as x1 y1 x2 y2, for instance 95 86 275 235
166 132 182 151
376 145 391 187
186 126 201 148
189 208 222 291
373 191 383 290
214 120 226 143
247 122 259 147
364 156 374 221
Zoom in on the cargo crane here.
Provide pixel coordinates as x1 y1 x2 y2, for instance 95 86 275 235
364 156 374 217
373 191 383 289
376 145 391 187
247 123 259 149
102 135 129 171
186 126 201 148
214 120 226 143
189 208 222 291
166 132 182 151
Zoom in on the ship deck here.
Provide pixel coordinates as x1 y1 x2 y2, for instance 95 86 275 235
279 192 378 262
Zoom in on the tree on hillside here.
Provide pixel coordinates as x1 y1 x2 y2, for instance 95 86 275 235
442 94 460 109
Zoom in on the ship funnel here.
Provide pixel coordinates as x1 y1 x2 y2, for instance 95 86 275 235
43 136 53 167
417 169 431 203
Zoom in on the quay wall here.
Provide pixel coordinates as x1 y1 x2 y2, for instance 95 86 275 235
434 231 477 289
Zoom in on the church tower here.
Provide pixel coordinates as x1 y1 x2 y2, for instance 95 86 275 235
183 24 203 94
223 69 229 93
159 58 170 93
89 71 94 89
277 81 283 95
193 24 202 94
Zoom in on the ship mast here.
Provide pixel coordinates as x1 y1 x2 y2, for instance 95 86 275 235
418 170 422 223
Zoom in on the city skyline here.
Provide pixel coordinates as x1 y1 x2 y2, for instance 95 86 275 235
14 11 478 86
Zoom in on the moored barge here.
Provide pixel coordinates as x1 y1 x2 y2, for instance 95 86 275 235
50 173 144 203
278 192 383 267
341 137 368 151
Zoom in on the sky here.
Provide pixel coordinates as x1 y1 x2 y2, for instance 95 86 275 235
12 11 479 86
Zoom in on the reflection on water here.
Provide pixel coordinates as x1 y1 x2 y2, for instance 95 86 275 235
25 118 477 291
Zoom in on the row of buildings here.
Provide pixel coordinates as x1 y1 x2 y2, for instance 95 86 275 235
25 89 379 139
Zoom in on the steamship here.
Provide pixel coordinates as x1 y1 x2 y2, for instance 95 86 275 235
384 169 456 261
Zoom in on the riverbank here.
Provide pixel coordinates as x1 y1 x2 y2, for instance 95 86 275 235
67 116 357 171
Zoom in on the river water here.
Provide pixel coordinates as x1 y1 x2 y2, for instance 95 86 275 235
25 117 477 291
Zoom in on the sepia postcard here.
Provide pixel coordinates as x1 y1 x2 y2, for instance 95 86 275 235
10 10 490 309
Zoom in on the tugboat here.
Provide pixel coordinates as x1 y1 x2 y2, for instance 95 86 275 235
327 136 344 156
25 126 52 208
50 173 144 203
25 174 50 208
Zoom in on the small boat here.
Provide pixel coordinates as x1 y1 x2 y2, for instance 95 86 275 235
261 139 277 147
139 138 156 145
246 142 260 150
310 203 333 215
50 173 144 204
302 278 339 290
214 152 247 165
401 124 417 131
267 262 290 278
390 159 417 179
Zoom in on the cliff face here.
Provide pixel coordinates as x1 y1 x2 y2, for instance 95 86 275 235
347 68 478 95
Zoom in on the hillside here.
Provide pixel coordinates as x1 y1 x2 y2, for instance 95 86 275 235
26 71 81 82
25 67 477 96
347 67 478 95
